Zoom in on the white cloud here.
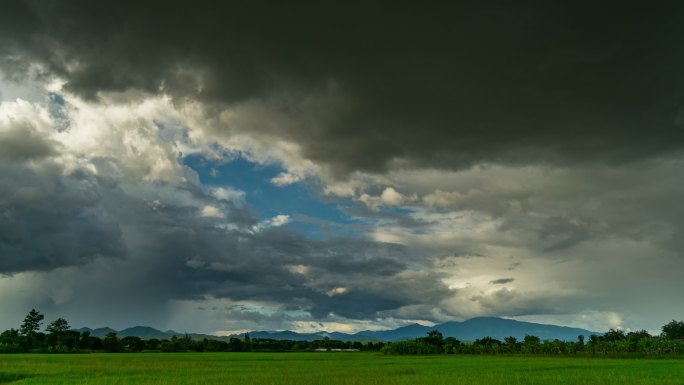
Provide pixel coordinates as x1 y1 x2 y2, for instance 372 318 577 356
210 186 246 204
359 187 413 211
200 205 224 218
0 74 47 103
271 172 302 186
511 311 627 333
381 187 405 205
287 264 312 275
181 99 322 186
325 287 348 297
0 98 52 130
251 214 291 233
323 182 357 198
60 94 188 182
270 214 291 227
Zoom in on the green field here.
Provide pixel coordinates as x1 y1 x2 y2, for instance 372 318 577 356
1 353 683 385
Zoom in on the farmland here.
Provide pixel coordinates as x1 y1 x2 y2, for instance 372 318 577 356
1 353 683 385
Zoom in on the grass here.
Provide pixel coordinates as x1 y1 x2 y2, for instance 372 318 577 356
0 353 683 384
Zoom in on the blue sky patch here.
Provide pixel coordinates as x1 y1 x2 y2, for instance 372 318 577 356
183 154 360 239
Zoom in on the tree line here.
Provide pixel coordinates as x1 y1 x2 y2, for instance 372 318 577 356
381 321 684 357
0 309 385 353
2 309 683 356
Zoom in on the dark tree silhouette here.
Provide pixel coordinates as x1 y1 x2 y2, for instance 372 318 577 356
46 318 70 335
19 309 44 337
103 332 122 352
662 320 684 340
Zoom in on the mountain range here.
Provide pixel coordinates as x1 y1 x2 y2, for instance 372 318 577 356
77 326 181 339
76 317 599 342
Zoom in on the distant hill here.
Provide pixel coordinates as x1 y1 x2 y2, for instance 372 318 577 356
77 327 117 337
118 326 180 339
73 317 599 342
355 317 597 342
244 330 373 342
355 323 432 341
77 326 181 339
433 317 596 341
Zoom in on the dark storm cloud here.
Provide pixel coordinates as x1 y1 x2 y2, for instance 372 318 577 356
0 162 127 273
537 216 595 252
3 1 684 176
139 223 450 319
0 158 450 321
489 278 515 285
0 102 455 321
3 0 684 333
0 165 453 322
0 121 56 163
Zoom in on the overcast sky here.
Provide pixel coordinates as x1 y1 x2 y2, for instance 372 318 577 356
1 1 683 335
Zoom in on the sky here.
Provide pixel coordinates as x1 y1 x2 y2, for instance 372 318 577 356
1 1 683 335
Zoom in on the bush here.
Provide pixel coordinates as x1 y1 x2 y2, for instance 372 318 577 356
0 342 23 353
382 340 441 355
45 344 79 354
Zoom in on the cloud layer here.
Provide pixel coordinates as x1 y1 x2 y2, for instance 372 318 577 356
3 1 684 175
1 1 683 334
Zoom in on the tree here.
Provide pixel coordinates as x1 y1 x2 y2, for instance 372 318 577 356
145 338 162 351
522 335 541 354
18 309 45 349
627 330 651 352
382 340 439 355
243 333 252 352
0 329 20 344
603 328 626 342
587 334 606 355
103 332 122 352
0 328 23 353
229 337 243 352
45 317 72 348
421 330 444 348
443 337 461 354
474 337 502 354
46 318 70 335
19 309 44 337
121 336 145 352
661 320 684 340
504 336 518 353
